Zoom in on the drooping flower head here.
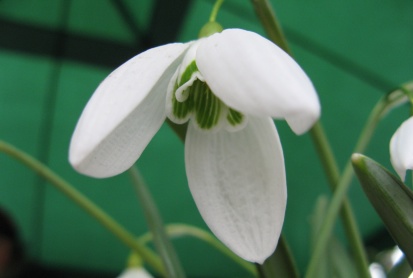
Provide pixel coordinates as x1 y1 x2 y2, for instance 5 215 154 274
69 26 320 263
390 116 413 181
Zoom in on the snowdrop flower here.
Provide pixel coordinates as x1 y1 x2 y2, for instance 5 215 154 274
117 267 153 278
390 116 413 181
69 28 320 263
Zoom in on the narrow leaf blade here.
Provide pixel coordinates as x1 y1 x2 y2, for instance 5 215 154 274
352 153 413 267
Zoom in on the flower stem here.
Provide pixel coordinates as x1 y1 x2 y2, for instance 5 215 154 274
307 125 370 278
129 167 186 278
209 0 225 22
305 97 391 278
0 140 165 276
399 84 413 116
250 0 291 54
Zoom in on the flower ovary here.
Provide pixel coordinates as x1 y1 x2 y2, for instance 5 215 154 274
172 87 193 120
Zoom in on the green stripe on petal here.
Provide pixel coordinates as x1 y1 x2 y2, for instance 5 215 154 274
178 60 199 87
171 81 193 121
172 91 192 119
227 109 244 126
192 80 222 130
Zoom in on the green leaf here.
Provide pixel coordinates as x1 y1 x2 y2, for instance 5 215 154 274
352 153 413 267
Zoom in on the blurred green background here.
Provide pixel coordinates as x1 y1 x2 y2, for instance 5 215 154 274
0 0 412 277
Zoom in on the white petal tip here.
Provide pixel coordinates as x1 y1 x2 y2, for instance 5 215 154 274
196 28 321 131
287 108 320 135
241 247 275 265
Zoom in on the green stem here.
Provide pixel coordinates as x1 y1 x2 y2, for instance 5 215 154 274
399 84 413 116
129 167 186 278
309 124 370 277
138 223 258 277
250 0 291 54
0 140 165 275
209 0 225 22
250 0 370 276
305 97 390 278
309 123 341 187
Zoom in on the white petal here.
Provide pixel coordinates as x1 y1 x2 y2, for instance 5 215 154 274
390 116 413 181
196 28 320 135
185 117 286 263
117 267 153 278
69 43 189 178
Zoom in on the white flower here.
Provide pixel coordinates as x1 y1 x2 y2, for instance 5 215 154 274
390 116 413 181
117 267 153 278
69 28 320 263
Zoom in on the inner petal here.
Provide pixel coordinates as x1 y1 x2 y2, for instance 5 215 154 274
165 41 247 132
192 80 223 130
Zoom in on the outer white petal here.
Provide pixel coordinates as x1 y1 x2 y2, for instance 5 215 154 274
390 117 413 181
117 267 153 278
69 43 189 178
196 28 320 135
185 117 286 263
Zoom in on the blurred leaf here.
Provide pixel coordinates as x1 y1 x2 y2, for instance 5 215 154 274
310 196 329 277
310 196 358 278
329 239 359 278
352 153 413 268
129 167 186 278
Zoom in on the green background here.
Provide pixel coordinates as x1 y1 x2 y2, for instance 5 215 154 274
0 0 412 277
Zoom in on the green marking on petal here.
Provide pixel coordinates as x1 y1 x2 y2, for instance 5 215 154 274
178 60 199 87
227 108 244 126
170 70 243 131
192 80 222 130
172 82 193 120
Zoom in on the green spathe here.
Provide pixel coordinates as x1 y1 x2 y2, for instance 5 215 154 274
352 153 413 267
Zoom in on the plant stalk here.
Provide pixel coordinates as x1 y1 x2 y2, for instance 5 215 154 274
0 140 165 275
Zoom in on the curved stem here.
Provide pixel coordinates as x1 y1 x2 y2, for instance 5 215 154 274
399 84 413 115
250 0 291 54
309 124 370 277
209 0 225 22
0 140 165 275
138 223 258 277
